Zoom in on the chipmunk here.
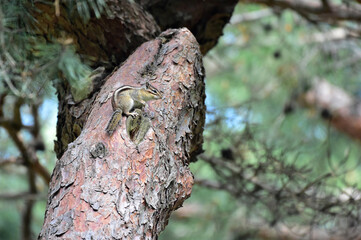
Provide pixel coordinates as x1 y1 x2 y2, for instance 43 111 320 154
105 82 162 135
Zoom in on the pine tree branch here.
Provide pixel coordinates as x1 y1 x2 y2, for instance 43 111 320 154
240 0 361 23
299 78 361 141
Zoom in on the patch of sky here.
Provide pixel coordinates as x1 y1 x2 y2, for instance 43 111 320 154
20 105 34 126
223 107 247 130
39 98 58 143
205 92 251 131
313 125 327 140
222 31 237 45
300 120 327 141
18 97 57 140
39 98 58 126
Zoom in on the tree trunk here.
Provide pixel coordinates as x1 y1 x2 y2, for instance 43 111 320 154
39 28 205 239
32 0 236 159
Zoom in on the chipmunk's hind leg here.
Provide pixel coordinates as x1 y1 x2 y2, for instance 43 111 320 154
105 109 123 135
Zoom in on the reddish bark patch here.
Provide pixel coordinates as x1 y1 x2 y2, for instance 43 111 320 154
40 28 205 239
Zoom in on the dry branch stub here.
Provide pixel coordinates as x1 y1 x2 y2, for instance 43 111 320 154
300 78 361 141
39 28 205 239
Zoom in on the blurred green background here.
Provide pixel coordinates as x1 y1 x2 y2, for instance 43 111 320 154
161 3 361 239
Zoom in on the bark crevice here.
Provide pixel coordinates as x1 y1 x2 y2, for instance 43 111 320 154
40 28 205 239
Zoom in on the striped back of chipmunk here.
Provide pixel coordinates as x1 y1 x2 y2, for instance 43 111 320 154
111 86 137 109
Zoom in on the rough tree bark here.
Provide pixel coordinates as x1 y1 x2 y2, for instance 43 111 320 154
33 0 237 238
39 28 205 239
32 0 237 159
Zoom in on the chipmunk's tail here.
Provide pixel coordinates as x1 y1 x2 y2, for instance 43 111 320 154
105 110 123 135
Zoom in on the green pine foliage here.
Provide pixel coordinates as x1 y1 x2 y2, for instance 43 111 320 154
0 0 101 102
65 0 110 21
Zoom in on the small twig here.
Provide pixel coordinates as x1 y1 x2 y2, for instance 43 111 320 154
0 157 22 166
230 8 273 24
0 192 45 200
321 0 330 10
2 72 22 97
240 0 361 23
0 112 50 184
54 0 60 16
0 93 6 117
22 197 35 240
